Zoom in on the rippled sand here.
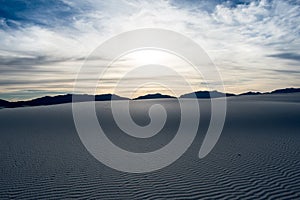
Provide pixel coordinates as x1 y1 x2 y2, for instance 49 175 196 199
0 94 299 199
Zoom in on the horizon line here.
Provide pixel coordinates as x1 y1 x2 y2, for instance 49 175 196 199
1 87 300 103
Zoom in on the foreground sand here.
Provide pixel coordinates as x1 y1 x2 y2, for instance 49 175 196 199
0 94 299 199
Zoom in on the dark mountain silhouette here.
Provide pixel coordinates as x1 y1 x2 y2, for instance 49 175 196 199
0 88 299 108
237 88 300 96
5 94 128 108
238 91 262 96
270 87 300 94
0 99 10 108
180 90 236 99
133 93 176 100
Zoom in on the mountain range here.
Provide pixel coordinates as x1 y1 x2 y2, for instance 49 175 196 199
1 88 299 108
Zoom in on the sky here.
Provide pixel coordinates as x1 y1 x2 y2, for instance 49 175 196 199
0 0 300 101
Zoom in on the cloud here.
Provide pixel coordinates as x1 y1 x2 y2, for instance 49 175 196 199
0 0 81 28
0 55 74 66
0 0 300 100
268 53 300 61
272 69 300 74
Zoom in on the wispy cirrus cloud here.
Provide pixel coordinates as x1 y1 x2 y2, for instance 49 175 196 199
268 53 300 61
0 0 299 100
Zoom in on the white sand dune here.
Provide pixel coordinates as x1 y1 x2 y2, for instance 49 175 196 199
0 94 300 199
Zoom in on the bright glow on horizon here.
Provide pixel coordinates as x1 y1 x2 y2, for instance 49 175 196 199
128 50 167 65
96 49 204 99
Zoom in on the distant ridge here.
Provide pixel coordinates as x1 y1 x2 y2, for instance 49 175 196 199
133 93 176 100
180 90 235 99
237 87 300 96
238 91 262 96
270 88 300 94
0 87 299 108
0 99 10 108
2 94 128 108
